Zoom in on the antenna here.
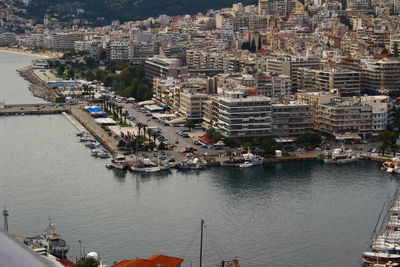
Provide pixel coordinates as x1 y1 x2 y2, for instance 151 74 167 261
199 219 205 267
3 206 9 232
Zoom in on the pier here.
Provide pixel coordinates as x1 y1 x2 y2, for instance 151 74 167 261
70 108 122 154
0 104 75 116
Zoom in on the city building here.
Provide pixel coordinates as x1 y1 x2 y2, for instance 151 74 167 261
217 91 272 138
144 56 188 80
272 101 313 136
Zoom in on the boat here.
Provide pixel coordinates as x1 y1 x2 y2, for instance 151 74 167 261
85 142 100 149
91 148 103 156
76 131 88 137
130 157 170 173
22 222 70 259
177 157 206 170
221 151 263 167
363 185 400 266
362 252 400 265
97 151 110 158
321 145 359 164
383 158 400 174
80 135 95 142
110 154 127 170
105 162 113 169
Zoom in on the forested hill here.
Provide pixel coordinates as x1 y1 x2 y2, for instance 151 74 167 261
25 0 258 23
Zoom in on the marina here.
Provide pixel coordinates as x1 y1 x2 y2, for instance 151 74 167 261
2 51 400 267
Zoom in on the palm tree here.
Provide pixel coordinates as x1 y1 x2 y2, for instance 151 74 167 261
142 124 148 139
147 129 154 143
152 131 160 145
136 122 145 137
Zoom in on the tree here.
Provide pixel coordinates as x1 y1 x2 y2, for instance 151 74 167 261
251 39 256 53
84 56 97 68
136 122 145 137
55 96 65 103
76 257 98 267
378 129 397 155
393 42 399 57
57 65 65 76
67 66 75 80
185 119 195 131
296 132 322 147
258 37 262 51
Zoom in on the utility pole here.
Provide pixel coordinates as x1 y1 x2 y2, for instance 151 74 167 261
199 219 205 267
2 207 9 232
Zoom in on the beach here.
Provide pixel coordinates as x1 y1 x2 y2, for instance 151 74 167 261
0 47 62 58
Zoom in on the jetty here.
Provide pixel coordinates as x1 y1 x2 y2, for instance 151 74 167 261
70 108 122 154
0 103 75 116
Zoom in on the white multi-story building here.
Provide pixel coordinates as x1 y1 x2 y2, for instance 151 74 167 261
217 91 272 138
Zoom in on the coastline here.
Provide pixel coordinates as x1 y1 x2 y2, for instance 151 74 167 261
0 47 62 58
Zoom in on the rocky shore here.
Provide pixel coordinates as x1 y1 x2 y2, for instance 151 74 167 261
17 66 59 102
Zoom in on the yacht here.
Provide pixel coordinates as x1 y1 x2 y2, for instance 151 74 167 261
221 151 263 167
383 158 400 174
109 154 127 170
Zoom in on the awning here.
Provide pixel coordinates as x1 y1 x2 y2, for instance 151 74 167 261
95 118 117 125
169 117 186 124
334 133 362 140
138 100 155 106
199 135 213 143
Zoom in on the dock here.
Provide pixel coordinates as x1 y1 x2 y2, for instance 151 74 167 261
0 104 73 116
70 108 122 154
62 112 86 133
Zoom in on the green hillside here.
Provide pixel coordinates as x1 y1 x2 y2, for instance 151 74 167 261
26 0 258 23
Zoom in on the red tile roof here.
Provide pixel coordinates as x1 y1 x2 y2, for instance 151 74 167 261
58 259 75 267
112 255 184 267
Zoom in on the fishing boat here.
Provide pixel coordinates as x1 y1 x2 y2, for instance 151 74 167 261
177 157 206 170
321 145 359 164
130 157 170 173
383 158 400 174
221 151 263 167
109 154 127 170
21 222 70 259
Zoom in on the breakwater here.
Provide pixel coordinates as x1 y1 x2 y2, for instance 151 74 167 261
17 66 58 102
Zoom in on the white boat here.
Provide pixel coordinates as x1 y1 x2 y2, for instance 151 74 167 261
80 135 95 142
322 145 359 164
130 157 170 173
383 158 400 174
177 157 206 170
110 154 127 170
221 151 263 167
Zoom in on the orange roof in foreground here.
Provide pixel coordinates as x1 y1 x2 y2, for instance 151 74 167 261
112 254 184 267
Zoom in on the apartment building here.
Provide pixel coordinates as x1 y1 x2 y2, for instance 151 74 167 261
255 72 292 98
0 32 16 46
297 68 361 96
360 95 393 132
179 91 208 121
217 91 272 138
272 102 313 136
144 56 188 80
267 56 320 92
44 32 84 49
361 60 400 94
317 98 372 137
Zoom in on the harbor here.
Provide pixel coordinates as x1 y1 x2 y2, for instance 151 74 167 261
1 51 400 266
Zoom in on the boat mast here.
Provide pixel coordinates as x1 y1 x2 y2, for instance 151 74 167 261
2 206 9 232
199 219 205 267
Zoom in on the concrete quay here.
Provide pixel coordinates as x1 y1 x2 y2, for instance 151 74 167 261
0 104 71 116
70 108 122 154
